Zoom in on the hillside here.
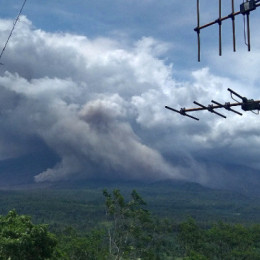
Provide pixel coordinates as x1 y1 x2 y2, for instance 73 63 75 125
0 179 259 233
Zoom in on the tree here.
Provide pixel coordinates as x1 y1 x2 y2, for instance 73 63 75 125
0 210 57 260
55 226 108 260
178 218 260 260
206 222 259 260
178 217 205 257
103 189 173 259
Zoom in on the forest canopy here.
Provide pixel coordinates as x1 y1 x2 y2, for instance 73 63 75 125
0 188 259 259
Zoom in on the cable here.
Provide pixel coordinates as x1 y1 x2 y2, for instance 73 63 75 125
242 0 249 47
0 0 28 64
251 110 259 115
230 93 240 103
243 15 248 47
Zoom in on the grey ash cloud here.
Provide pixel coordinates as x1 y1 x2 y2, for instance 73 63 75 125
0 16 259 190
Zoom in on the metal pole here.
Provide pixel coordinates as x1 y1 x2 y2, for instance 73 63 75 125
219 0 222 56
197 0 201 62
231 0 236 52
247 12 251 51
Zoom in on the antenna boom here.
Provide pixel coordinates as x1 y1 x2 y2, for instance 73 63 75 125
165 89 260 121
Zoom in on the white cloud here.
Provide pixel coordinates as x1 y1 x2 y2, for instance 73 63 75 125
0 15 259 188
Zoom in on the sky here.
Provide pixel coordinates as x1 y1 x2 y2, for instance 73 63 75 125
0 0 259 190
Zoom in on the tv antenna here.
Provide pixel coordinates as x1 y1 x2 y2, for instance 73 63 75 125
165 88 260 121
195 0 260 61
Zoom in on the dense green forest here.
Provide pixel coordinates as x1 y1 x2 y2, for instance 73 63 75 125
0 180 260 259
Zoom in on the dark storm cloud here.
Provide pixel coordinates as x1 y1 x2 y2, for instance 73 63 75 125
0 16 259 187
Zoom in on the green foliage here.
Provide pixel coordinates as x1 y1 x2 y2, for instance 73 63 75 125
55 227 108 260
103 189 174 259
0 185 260 259
0 210 57 260
178 217 205 254
0 181 259 232
179 219 260 260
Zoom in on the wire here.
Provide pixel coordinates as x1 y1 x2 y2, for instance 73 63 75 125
251 110 259 115
230 92 240 103
243 15 248 47
242 0 249 47
0 0 28 64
